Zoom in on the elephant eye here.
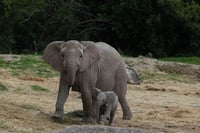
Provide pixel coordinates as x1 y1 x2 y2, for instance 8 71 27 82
80 55 82 58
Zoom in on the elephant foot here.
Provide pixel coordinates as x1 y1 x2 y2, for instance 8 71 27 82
82 116 95 123
123 113 132 120
52 111 64 121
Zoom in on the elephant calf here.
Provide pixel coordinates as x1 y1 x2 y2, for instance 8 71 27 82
94 88 118 125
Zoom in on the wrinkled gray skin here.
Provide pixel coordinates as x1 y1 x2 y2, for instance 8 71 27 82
126 66 143 85
72 66 141 92
94 88 118 125
43 40 132 123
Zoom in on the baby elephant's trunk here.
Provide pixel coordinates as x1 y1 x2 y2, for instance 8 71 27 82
101 92 118 125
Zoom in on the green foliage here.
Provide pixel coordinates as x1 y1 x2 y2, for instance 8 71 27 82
146 52 153 58
0 82 8 91
31 85 49 92
159 57 200 65
0 0 199 57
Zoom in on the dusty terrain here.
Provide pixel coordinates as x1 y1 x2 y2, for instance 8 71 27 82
0 55 200 133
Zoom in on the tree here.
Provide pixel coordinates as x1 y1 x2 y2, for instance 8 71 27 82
0 0 199 57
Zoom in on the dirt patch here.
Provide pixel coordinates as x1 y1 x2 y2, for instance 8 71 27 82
18 76 45 82
0 56 200 133
145 86 166 92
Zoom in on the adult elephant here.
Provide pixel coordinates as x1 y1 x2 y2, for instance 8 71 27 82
43 40 132 122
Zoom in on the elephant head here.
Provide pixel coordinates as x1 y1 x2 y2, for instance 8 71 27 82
96 90 107 121
43 40 100 85
95 88 115 122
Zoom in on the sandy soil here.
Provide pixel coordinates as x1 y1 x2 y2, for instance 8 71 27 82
0 57 200 133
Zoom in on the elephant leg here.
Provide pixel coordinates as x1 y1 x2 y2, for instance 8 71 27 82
92 99 98 122
52 72 70 121
80 68 98 123
118 94 132 120
115 83 132 120
81 83 96 122
109 106 117 125
81 92 94 123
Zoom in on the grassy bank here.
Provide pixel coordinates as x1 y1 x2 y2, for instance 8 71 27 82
0 55 58 78
159 56 200 65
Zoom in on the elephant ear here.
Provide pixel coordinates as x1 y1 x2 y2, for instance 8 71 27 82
79 41 100 72
43 41 65 72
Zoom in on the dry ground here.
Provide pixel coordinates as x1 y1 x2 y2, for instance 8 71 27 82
0 56 200 133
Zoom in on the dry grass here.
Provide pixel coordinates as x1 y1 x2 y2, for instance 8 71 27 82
0 56 200 133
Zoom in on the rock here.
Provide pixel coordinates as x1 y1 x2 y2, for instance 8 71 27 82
125 56 200 80
126 66 143 85
158 61 200 77
53 125 162 133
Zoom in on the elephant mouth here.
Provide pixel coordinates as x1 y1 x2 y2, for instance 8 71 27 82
76 65 80 71
66 75 75 85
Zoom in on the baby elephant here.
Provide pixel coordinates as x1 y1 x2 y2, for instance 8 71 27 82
95 88 118 125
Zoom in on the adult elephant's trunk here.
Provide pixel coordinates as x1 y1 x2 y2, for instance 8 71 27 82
65 58 78 85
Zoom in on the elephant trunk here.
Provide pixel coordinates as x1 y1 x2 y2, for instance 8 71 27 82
96 104 100 122
65 58 78 85
102 106 111 121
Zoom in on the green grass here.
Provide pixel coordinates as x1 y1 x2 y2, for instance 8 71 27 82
159 57 200 65
0 55 59 78
20 104 40 111
142 71 193 83
31 85 49 92
0 82 8 91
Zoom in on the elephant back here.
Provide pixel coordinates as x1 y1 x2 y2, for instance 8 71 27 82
95 42 126 69
94 42 127 91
